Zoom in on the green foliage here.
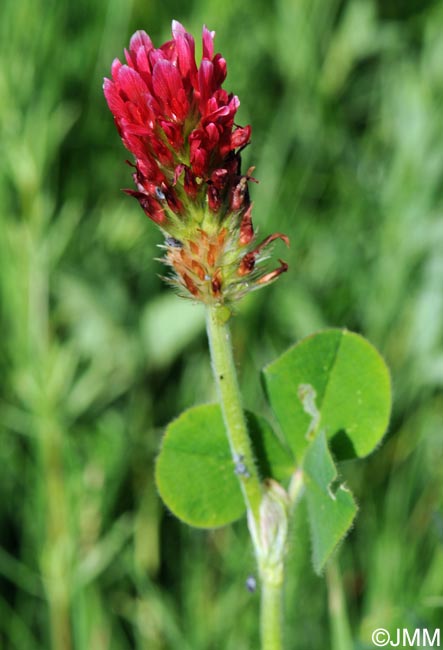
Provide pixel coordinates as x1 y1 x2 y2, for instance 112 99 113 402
156 405 293 527
262 329 391 571
263 329 392 460
156 404 245 528
158 328 390 576
246 411 294 483
303 431 357 574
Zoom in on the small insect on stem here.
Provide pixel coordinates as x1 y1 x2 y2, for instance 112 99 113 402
155 186 166 200
245 575 257 593
165 236 183 248
233 453 250 478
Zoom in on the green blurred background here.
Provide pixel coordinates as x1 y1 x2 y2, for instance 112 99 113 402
1 0 442 648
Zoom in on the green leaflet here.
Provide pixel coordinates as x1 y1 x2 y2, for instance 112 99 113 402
263 329 392 461
155 404 292 528
263 329 391 571
157 329 391 572
303 430 357 573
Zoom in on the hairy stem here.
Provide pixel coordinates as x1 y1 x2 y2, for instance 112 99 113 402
206 305 286 650
206 305 262 526
260 578 283 650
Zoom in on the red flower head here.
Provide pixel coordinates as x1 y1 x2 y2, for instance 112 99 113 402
104 21 288 304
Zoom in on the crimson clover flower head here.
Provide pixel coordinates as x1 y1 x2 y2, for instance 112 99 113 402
104 20 288 304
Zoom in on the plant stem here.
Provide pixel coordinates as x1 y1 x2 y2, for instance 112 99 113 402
326 557 354 650
206 305 286 650
260 578 283 650
205 305 262 526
